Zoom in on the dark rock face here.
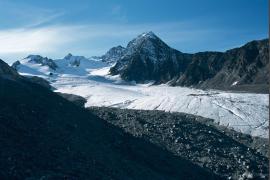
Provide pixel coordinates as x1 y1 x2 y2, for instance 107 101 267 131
174 52 225 87
11 60 21 70
24 76 54 90
0 60 19 79
0 59 220 179
110 32 191 83
89 107 269 180
175 40 269 92
57 92 87 107
110 32 268 93
101 45 126 64
25 55 58 70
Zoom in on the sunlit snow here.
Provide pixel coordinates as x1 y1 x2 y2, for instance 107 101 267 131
15 56 269 138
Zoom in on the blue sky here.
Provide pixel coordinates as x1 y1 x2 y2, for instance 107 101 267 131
0 0 268 63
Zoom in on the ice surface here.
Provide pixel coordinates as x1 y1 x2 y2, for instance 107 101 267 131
15 57 269 138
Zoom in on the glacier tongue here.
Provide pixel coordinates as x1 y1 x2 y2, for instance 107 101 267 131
52 67 269 138
14 56 269 138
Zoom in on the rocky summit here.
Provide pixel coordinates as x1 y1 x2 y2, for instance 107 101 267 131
101 45 126 64
110 31 191 83
109 32 269 93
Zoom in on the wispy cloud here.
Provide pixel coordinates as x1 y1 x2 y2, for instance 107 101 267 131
0 0 267 64
25 12 65 28
0 27 70 53
110 4 128 23
0 21 240 63
0 0 64 29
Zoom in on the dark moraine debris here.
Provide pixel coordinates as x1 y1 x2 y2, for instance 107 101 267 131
24 76 54 90
57 92 87 107
89 107 269 180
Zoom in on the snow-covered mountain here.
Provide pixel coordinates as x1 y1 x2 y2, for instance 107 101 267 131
12 55 58 70
10 32 269 138
13 53 108 78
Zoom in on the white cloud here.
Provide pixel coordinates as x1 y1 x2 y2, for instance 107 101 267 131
0 0 65 29
0 21 239 63
0 27 69 53
0 1 244 63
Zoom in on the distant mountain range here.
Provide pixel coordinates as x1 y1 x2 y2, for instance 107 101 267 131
109 32 269 93
8 39 269 138
12 31 269 93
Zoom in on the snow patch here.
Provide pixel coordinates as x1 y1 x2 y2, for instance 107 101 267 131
232 81 238 86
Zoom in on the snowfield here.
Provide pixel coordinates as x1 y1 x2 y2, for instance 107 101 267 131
15 57 269 138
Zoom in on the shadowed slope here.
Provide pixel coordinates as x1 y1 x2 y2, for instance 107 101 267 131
0 59 219 179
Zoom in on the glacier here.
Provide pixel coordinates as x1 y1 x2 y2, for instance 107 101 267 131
14 55 269 138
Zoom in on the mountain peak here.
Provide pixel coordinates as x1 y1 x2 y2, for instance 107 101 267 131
0 59 19 79
25 55 43 61
64 53 73 60
115 45 125 49
101 45 126 64
63 54 89 67
23 54 58 70
132 31 159 43
125 31 170 56
139 31 157 39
